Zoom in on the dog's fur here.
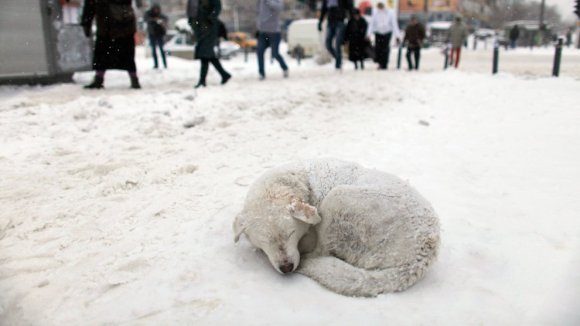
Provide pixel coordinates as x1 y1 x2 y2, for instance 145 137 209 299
234 159 440 297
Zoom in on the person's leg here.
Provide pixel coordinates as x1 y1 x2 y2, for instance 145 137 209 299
406 47 413 70
415 48 421 70
84 70 105 89
209 58 231 84
325 23 337 59
128 70 141 89
149 35 159 68
375 33 387 69
197 58 209 87
360 60 364 70
157 36 167 68
449 48 455 66
354 61 358 70
257 32 268 78
384 32 392 69
334 22 346 69
455 47 461 68
270 33 288 72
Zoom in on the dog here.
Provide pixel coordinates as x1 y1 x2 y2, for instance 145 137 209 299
233 159 440 297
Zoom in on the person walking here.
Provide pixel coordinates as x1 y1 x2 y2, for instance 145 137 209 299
81 0 141 89
509 24 520 49
256 0 289 80
447 16 468 69
187 0 232 88
344 9 368 70
144 3 168 69
403 15 425 70
318 0 354 70
367 1 400 70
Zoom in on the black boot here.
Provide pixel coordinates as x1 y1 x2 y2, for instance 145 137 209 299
221 73 231 85
130 76 141 89
84 76 104 89
195 81 206 88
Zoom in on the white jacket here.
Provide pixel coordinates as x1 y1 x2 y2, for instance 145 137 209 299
367 8 400 38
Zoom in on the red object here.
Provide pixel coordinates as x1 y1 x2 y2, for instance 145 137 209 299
60 0 81 7
450 47 461 68
358 1 372 16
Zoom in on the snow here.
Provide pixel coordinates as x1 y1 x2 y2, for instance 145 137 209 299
1 47 580 325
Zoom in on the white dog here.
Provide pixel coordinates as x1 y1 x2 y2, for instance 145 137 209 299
233 159 440 297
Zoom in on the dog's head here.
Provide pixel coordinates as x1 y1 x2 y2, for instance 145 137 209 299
233 198 321 274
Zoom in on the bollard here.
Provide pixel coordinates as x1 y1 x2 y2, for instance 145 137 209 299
397 46 402 70
443 46 449 70
244 46 248 63
492 42 499 74
552 38 563 77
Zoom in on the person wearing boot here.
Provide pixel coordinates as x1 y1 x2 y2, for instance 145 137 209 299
187 0 232 88
81 0 141 89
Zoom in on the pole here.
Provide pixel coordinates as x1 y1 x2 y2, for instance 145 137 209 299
552 38 562 77
492 41 499 74
443 46 449 69
397 46 402 69
539 0 545 44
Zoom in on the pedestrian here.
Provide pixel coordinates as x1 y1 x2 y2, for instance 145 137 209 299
367 1 400 70
144 3 168 69
81 0 141 89
187 0 232 88
318 0 354 70
344 9 368 70
447 16 468 69
509 24 520 49
403 15 425 70
565 28 572 48
256 0 289 80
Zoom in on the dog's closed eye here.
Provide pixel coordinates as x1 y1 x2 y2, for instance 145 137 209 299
287 230 296 239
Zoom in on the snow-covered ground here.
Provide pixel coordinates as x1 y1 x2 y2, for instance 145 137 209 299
1 48 580 325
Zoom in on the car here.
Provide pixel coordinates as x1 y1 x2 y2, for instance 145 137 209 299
427 21 452 46
163 33 240 60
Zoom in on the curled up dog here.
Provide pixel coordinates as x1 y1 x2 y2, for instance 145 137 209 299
233 159 440 297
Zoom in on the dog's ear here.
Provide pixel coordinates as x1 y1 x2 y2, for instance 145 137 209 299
288 199 321 225
233 213 247 243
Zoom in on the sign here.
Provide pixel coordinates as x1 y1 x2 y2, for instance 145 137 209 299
399 0 426 13
428 0 458 12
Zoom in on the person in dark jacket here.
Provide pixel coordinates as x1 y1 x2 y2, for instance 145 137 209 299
318 0 354 70
81 0 141 89
403 15 425 70
509 24 520 49
187 0 232 88
144 3 168 69
344 9 368 70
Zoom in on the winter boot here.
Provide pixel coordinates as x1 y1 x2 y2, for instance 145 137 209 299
130 76 141 89
221 73 231 85
84 76 104 89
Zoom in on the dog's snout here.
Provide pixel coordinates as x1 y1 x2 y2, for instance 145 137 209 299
279 262 294 274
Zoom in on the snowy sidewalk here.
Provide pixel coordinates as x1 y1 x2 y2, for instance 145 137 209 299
1 54 579 325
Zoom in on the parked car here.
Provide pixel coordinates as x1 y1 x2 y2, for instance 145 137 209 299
163 33 240 60
427 21 452 46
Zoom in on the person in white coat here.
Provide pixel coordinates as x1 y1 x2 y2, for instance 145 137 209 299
367 1 400 70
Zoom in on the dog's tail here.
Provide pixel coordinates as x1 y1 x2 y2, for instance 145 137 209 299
297 236 439 297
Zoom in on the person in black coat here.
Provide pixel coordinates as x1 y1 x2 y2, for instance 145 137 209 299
344 9 368 70
318 0 354 70
81 0 141 89
403 15 425 70
144 3 168 69
187 0 231 88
